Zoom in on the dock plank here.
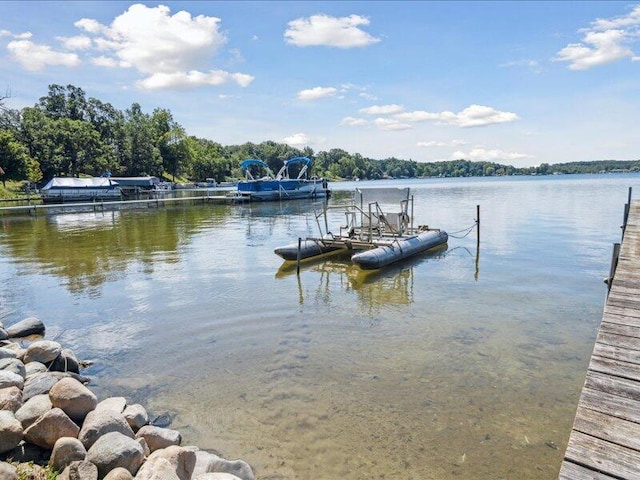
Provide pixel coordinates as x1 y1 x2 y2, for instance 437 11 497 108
578 387 640 424
559 461 618 480
564 431 640 478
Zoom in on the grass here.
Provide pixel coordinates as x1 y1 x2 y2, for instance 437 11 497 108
0 180 31 199
9 462 58 480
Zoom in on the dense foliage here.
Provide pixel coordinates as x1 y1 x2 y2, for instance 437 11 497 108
0 84 638 186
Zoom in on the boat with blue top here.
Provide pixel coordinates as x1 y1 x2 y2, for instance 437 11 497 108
275 187 448 270
234 157 330 201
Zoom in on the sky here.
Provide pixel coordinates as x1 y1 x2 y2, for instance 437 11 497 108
1 1 639 168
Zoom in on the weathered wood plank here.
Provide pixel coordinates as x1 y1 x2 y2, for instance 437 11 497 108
599 321 640 339
584 370 640 401
593 343 640 366
604 304 640 320
559 460 620 480
596 331 640 352
579 387 640 424
573 407 640 451
602 311 640 328
589 355 640 382
564 431 640 478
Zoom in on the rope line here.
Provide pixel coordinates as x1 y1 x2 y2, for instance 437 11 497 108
447 221 478 239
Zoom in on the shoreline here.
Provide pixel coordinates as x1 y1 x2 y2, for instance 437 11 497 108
0 316 255 479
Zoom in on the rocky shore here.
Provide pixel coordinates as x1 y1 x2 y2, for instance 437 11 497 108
0 317 255 480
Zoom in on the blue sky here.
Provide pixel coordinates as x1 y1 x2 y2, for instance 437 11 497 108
1 1 639 167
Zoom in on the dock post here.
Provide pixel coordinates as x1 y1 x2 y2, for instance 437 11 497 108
476 205 481 247
622 187 632 240
296 237 302 276
607 242 621 294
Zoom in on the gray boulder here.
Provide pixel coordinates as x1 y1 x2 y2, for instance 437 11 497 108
24 407 80 450
50 437 87 472
23 340 62 364
49 349 80 374
103 467 134 480
95 396 127 414
136 445 196 480
0 370 23 390
6 317 45 338
194 474 243 480
192 451 255 480
25 361 48 377
0 358 27 378
15 393 53 429
123 403 148 431
0 386 23 412
0 411 23 455
58 460 98 480
135 425 181 452
1 442 49 464
0 329 7 341
85 431 144 478
49 377 97 422
0 461 18 480
0 347 17 360
23 372 60 401
78 409 135 450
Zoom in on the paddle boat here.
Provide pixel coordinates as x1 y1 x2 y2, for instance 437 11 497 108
233 157 330 201
274 187 448 270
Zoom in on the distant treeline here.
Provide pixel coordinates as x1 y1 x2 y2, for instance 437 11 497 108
0 84 638 185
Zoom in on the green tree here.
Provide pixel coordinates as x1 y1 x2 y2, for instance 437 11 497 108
0 130 42 185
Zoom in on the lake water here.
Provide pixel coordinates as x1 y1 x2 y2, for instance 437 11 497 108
0 174 637 479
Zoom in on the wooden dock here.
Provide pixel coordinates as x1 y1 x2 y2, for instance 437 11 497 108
559 200 640 479
0 193 246 215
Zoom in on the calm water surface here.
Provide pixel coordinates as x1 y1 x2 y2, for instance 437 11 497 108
0 174 636 479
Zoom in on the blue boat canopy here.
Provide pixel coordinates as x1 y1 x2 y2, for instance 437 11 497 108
277 156 312 180
240 158 276 181
240 159 270 171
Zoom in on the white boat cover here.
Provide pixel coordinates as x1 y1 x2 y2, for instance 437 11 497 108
42 177 119 189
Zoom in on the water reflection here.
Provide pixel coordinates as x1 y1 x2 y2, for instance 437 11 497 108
0 207 222 296
278 245 449 309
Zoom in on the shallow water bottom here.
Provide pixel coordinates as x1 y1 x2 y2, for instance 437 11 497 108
104 299 596 480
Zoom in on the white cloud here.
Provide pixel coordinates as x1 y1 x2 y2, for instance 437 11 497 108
373 118 412 131
7 40 80 71
395 105 518 127
499 59 542 73
75 3 253 90
555 5 640 70
589 4 640 31
360 104 404 115
297 86 337 101
452 147 531 162
57 35 92 50
555 29 633 70
75 18 105 34
136 70 255 90
394 110 440 122
283 132 311 147
418 140 468 148
91 55 128 68
285 14 381 48
1 30 33 39
340 116 369 126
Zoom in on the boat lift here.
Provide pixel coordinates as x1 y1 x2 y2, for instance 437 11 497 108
275 187 448 270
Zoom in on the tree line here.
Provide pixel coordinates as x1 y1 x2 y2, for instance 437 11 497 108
1 84 638 186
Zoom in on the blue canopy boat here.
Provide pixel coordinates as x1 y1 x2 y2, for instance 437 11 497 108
235 157 330 201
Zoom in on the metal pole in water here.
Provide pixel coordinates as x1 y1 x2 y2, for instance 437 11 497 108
476 205 481 247
296 237 302 276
